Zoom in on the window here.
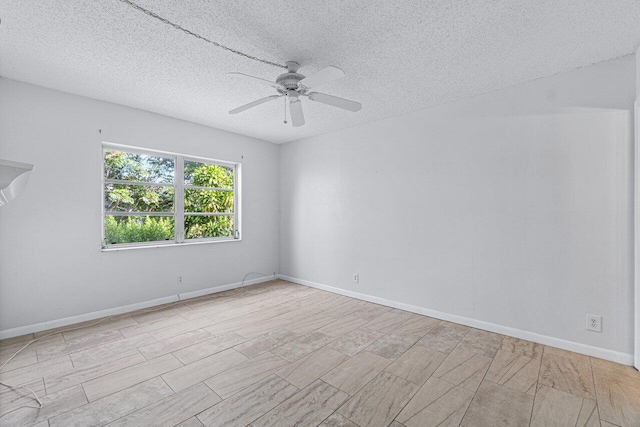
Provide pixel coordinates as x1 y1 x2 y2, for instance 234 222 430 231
102 143 240 249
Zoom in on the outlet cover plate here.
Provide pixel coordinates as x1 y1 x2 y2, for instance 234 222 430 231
586 314 602 332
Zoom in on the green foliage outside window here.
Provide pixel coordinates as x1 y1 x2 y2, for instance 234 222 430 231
104 150 235 245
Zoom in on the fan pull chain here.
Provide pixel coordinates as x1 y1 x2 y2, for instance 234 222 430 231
115 0 286 69
283 97 288 125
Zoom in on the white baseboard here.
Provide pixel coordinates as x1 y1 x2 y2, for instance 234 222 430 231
0 275 274 340
278 274 634 366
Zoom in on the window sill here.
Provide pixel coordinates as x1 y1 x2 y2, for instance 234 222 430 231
101 238 241 252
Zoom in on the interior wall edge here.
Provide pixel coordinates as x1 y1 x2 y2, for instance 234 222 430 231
0 275 273 340
278 274 634 366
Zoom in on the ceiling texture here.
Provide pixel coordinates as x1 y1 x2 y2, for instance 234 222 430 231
2 0 640 144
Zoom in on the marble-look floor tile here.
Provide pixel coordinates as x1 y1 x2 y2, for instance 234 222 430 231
69 334 155 366
417 324 467 353
0 384 87 427
276 347 347 389
363 309 413 334
461 380 534 427
49 377 174 427
204 311 282 339
432 348 492 392
271 331 335 362
364 331 420 360
501 336 544 359
233 313 303 339
176 417 204 427
5 282 638 427
131 305 190 324
328 328 384 356
285 313 334 335
456 328 504 358
161 348 247 392
45 350 146 395
0 334 34 348
322 351 392 395
234 329 299 358
119 315 187 338
82 353 182 401
36 330 125 362
62 317 137 341
172 332 246 365
2 334 65 356
322 299 368 319
438 321 470 332
317 315 368 337
396 376 474 427
485 349 540 395
385 345 447 385
539 350 596 399
251 379 348 427
393 314 440 337
545 346 592 364
0 354 73 388
530 385 599 427
338 372 419 427
105 382 221 427
149 317 215 341
0 348 37 373
137 329 212 360
204 351 289 398
0 379 45 417
591 357 640 426
317 413 358 427
197 375 297 427
350 303 392 321
179 300 234 321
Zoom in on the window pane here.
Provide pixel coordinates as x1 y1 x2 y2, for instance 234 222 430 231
184 215 234 239
184 161 233 189
104 184 174 212
104 215 174 245
184 188 233 213
104 149 174 184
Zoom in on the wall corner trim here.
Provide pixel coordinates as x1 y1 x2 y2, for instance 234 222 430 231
0 275 274 340
278 274 634 366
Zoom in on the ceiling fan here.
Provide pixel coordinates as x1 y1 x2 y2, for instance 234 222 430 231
228 61 362 127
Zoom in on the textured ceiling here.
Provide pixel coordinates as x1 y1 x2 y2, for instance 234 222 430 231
1 0 640 144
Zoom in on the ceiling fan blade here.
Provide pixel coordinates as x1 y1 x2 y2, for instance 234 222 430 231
289 98 305 127
227 72 283 90
229 95 282 114
298 66 345 89
307 92 362 112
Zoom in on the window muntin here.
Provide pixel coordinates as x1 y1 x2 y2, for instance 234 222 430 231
102 144 239 248
183 160 235 240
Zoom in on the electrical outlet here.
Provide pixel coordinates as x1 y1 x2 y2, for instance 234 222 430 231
586 314 602 332
352 273 359 283
177 276 183 284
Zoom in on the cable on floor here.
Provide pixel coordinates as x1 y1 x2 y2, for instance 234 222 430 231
0 271 276 417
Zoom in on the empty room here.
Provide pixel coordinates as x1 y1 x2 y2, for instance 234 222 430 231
1 1 640 426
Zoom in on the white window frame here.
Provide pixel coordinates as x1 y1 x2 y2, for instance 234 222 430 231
101 142 241 250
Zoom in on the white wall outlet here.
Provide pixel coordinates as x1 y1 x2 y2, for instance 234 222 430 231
352 273 359 283
177 275 183 284
586 314 602 332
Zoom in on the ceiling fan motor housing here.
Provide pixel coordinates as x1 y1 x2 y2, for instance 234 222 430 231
276 72 306 94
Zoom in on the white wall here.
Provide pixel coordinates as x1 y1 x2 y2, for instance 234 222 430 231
280 55 636 361
0 79 280 332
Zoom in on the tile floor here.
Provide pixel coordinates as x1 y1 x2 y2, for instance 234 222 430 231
0 280 639 426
